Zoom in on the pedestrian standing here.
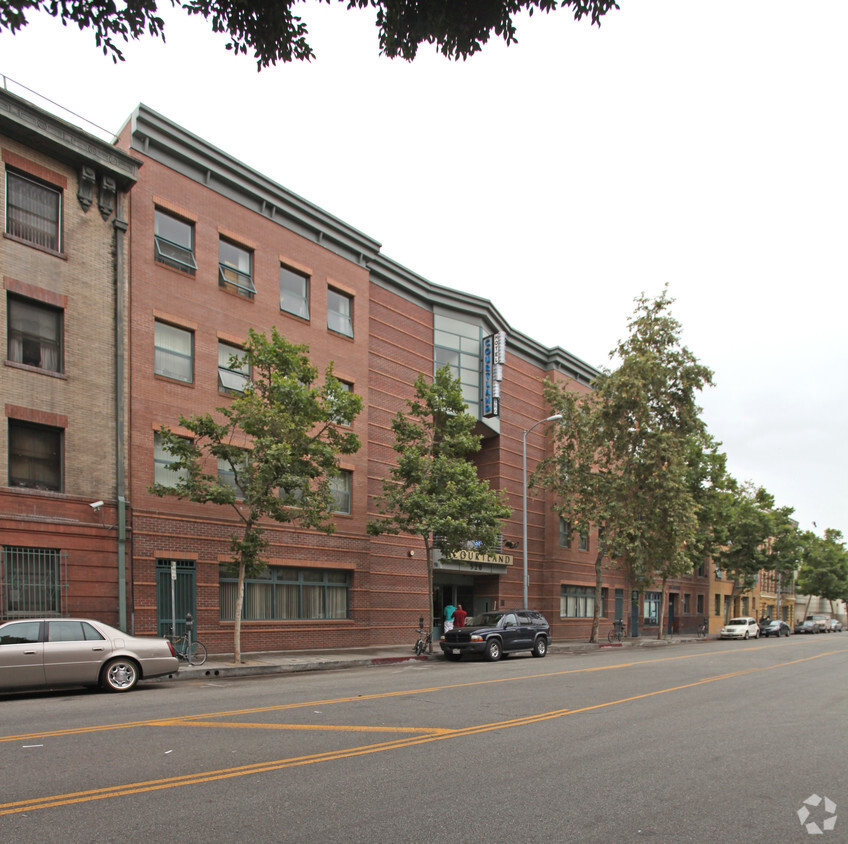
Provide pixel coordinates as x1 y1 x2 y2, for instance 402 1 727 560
453 604 468 628
444 603 456 633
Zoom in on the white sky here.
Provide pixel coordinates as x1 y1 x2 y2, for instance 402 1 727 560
2 0 846 539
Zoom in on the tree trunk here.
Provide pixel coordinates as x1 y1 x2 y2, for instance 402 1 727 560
591 548 604 643
234 561 245 664
657 578 668 640
425 535 434 653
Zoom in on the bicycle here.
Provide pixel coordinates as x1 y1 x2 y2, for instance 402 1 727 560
414 624 432 656
608 618 626 643
696 618 708 639
172 631 208 666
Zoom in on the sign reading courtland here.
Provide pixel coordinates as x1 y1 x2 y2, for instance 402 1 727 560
451 550 514 566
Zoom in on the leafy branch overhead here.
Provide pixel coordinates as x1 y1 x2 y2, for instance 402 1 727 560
1 0 619 67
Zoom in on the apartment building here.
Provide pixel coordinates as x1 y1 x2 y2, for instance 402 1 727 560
0 88 138 627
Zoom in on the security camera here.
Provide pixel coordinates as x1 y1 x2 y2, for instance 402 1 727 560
90 500 104 510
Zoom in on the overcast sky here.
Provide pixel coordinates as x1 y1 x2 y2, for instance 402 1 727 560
2 1 846 540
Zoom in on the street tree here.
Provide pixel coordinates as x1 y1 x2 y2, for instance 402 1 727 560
368 366 511 648
537 287 714 641
796 529 848 619
0 0 619 68
150 327 361 663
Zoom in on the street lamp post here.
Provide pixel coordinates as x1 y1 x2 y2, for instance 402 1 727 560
522 414 563 608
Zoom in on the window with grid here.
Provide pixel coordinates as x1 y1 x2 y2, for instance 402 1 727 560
218 341 250 395
330 470 351 514
5 170 62 252
560 585 596 618
559 518 571 548
280 265 310 319
327 288 353 337
154 209 197 273
8 420 63 491
154 320 193 383
2 546 63 616
153 432 189 487
219 239 255 298
433 314 481 413
7 295 63 372
219 565 349 620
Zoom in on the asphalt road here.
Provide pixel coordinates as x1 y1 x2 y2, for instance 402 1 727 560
1 635 846 843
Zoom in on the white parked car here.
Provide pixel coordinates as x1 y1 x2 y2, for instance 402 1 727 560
720 617 760 640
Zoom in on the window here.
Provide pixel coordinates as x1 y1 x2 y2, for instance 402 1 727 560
8 420 62 491
219 239 254 298
327 288 353 337
643 591 661 625
5 171 61 251
684 594 691 614
697 594 704 615
154 432 188 488
559 518 571 548
578 531 589 552
330 470 351 514
47 620 104 642
3 546 63 616
218 454 247 499
714 594 720 616
154 320 193 383
0 620 42 645
7 295 63 372
280 265 309 319
560 585 596 619
331 380 354 425
218 341 250 395
219 565 349 620
433 314 481 412
154 209 196 273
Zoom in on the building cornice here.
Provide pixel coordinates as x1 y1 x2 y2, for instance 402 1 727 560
0 89 139 189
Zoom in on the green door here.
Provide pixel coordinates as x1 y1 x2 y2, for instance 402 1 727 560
156 559 196 638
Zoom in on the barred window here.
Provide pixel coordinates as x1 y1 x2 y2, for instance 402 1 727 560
6 171 62 252
219 566 349 621
2 546 64 617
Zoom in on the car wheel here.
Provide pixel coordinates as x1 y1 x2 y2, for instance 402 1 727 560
532 637 548 658
744 631 749 639
101 658 139 692
484 638 502 662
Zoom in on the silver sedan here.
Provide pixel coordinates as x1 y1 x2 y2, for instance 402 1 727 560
0 618 179 692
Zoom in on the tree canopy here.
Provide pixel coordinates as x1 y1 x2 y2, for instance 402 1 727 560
537 287 714 641
368 366 511 646
797 529 848 613
0 0 619 67
150 327 361 662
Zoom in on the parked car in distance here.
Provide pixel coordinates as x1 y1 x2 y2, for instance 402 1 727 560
794 620 819 634
719 617 760 640
760 620 791 638
806 615 830 633
0 618 179 693
440 609 550 661
826 618 843 632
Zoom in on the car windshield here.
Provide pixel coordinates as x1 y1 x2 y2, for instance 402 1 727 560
727 619 747 625
468 612 504 627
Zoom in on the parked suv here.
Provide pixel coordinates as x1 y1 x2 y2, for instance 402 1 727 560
806 615 830 633
440 609 550 662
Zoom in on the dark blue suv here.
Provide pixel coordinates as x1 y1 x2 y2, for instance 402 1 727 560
440 609 551 662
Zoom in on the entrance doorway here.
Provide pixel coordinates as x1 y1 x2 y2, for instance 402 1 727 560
156 559 196 637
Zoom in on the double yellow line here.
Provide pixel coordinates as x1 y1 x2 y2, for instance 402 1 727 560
2 647 843 816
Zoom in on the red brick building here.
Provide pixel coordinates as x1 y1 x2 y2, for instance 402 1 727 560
2 89 708 649
112 104 707 653
1 88 139 627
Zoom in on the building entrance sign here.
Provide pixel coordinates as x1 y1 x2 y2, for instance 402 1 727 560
435 549 513 574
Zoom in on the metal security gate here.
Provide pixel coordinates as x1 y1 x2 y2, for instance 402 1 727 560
1 546 68 620
156 559 196 637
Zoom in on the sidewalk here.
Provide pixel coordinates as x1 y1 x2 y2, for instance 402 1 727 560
170 634 708 682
